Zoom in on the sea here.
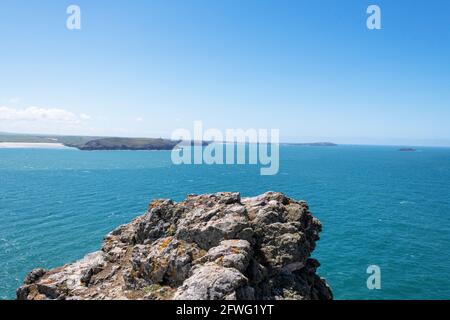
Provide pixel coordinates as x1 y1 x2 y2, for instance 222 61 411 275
1 145 449 299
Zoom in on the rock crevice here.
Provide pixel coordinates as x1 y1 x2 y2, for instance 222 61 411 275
17 192 332 300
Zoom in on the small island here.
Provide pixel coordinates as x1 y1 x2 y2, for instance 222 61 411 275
399 148 417 152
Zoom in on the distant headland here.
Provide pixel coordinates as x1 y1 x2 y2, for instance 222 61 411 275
0 132 207 151
0 132 337 150
283 142 338 147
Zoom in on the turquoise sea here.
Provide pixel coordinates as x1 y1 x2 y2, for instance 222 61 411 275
1 145 450 300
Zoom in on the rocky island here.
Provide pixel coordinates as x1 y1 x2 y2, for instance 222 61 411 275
17 192 332 300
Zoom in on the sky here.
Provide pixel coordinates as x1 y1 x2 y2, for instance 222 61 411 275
0 0 449 146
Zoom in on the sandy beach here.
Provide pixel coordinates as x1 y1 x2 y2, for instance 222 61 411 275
0 142 72 149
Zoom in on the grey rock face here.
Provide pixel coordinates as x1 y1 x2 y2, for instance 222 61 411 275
17 192 332 300
196 240 252 272
173 263 251 300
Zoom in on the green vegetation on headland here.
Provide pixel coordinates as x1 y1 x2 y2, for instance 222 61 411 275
78 137 182 150
0 132 206 150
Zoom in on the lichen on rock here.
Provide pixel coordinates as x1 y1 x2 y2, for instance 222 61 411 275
17 192 333 300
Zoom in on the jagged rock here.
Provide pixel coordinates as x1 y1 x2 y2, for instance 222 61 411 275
23 268 47 285
17 192 333 300
127 237 205 288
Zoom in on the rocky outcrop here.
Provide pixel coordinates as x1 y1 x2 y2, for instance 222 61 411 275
17 192 332 300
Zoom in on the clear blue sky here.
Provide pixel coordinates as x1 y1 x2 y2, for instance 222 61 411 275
0 0 449 146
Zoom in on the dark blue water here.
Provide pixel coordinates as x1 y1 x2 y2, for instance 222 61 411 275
1 145 450 299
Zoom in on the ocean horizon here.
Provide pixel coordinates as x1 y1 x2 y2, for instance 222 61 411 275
1 145 449 299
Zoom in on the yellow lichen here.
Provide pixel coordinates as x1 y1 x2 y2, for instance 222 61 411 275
150 200 164 209
215 256 225 265
231 247 241 254
159 237 173 251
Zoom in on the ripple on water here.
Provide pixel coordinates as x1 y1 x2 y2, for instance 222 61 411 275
1 146 450 299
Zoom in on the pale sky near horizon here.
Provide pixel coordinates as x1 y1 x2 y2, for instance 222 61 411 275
0 0 449 146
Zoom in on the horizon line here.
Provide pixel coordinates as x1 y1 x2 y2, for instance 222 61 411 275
1 130 450 149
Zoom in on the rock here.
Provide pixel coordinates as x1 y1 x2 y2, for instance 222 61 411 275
195 239 252 272
23 268 46 285
173 262 251 300
17 192 332 300
127 237 205 288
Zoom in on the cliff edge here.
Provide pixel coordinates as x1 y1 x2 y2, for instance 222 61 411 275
17 192 332 300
